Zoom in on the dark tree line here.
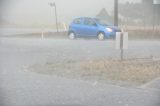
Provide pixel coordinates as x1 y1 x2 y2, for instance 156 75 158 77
119 1 160 26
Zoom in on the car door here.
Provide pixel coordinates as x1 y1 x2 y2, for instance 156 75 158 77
82 18 98 37
71 18 84 36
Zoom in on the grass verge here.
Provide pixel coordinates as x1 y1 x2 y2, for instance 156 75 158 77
28 59 160 87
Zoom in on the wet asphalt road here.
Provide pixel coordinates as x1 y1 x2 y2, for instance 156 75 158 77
0 38 160 106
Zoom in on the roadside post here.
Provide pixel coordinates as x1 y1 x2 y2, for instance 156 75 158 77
120 33 123 60
153 0 160 33
49 2 59 33
63 22 67 31
116 31 128 60
41 31 44 39
41 27 45 39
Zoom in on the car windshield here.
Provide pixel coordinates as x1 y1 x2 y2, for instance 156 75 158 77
95 19 110 26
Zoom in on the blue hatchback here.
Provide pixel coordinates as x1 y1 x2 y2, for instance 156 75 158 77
68 17 121 40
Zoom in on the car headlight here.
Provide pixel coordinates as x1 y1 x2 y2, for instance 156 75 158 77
106 28 113 32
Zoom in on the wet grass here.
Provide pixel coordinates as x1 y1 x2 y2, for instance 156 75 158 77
28 59 160 87
127 29 160 40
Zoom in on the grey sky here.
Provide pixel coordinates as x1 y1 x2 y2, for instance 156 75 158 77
2 0 141 27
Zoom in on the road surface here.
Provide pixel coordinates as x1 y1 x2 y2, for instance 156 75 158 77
0 38 160 106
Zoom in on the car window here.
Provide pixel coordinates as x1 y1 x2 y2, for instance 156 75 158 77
73 18 81 24
84 18 96 26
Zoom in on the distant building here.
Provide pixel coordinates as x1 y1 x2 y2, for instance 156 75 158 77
96 8 113 25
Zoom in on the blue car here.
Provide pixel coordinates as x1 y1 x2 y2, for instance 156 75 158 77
68 17 121 40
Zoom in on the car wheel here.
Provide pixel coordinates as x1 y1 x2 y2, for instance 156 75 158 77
98 33 105 40
69 32 76 40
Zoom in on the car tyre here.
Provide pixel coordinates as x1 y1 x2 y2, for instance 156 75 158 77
69 32 76 40
98 33 105 40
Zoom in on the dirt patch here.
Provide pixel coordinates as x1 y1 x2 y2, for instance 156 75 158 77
28 59 160 87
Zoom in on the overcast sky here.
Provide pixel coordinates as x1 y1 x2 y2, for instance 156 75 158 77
1 0 141 27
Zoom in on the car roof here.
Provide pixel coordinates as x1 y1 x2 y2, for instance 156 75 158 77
74 17 97 20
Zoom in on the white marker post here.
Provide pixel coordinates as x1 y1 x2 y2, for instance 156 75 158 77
40 25 45 39
63 22 67 31
116 32 128 60
41 31 44 39
116 32 121 50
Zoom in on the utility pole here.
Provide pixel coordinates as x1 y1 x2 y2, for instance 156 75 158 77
153 0 160 33
114 0 118 26
49 2 59 32
114 0 123 60
153 3 155 33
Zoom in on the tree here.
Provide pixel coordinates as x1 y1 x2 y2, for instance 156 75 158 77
142 0 153 4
